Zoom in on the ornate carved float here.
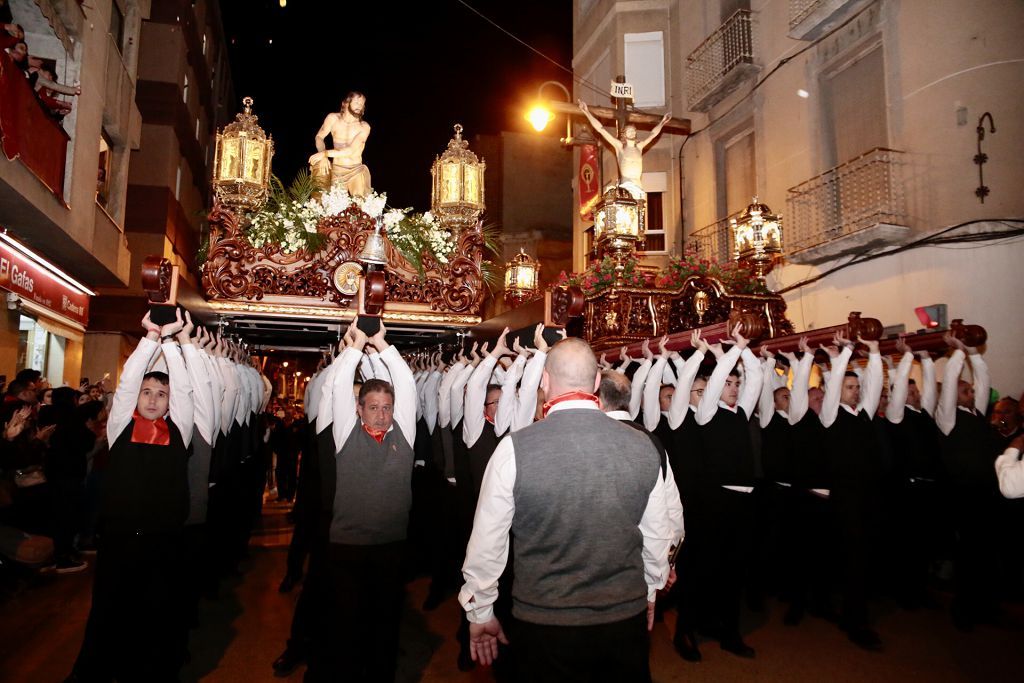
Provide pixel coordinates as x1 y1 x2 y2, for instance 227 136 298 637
579 275 794 352
201 201 488 326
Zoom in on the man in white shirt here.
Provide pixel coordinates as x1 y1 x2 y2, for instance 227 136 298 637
461 337 673 681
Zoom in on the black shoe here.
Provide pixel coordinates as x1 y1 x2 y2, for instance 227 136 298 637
278 574 300 593
672 631 702 662
457 647 476 672
721 637 755 658
272 647 305 676
847 627 883 651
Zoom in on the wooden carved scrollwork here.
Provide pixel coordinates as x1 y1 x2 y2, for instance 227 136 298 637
202 201 487 314
581 276 793 350
142 256 172 303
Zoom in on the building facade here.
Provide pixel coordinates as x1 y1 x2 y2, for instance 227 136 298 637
82 0 234 384
572 0 1024 397
476 131 574 318
0 0 149 386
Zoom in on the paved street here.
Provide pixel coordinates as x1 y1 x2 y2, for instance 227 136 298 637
2 503 1022 683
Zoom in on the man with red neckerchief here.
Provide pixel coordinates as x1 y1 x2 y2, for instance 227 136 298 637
461 336 674 683
68 310 195 682
305 322 417 682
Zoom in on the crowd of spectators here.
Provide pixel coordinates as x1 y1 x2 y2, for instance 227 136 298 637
0 368 112 576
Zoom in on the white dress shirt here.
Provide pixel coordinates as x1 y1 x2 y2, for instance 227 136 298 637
463 355 498 448
494 354 526 437
459 400 674 624
695 346 761 494
512 350 546 432
819 347 882 429
421 370 443 434
629 358 652 422
107 337 194 448
332 345 416 453
449 362 476 429
995 447 1024 498
182 344 216 446
935 349 990 436
437 362 464 429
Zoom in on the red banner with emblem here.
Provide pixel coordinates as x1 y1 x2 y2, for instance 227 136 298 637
578 144 600 221
0 240 89 326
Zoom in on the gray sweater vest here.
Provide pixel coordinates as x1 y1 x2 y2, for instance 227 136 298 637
510 408 660 626
329 423 414 545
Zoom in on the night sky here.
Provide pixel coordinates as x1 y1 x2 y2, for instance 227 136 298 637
219 0 572 210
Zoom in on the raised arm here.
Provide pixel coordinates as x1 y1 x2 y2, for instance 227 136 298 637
919 353 937 417
438 360 465 429
857 339 883 419
373 326 417 447
936 344 966 436
787 343 814 425
695 345 741 426
513 325 550 431
629 356 653 422
737 347 763 419
180 316 214 445
577 99 620 150
637 112 672 153
663 350 704 430
886 348 914 424
107 315 161 444
423 369 443 435
463 355 498 448
643 341 670 432
495 353 526 437
331 327 367 450
449 362 477 428
316 361 338 435
758 354 778 429
968 351 990 416
819 340 853 429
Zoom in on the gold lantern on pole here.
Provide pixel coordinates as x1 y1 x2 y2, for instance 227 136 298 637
431 124 486 230
593 185 644 258
503 248 541 306
731 197 783 278
213 96 274 213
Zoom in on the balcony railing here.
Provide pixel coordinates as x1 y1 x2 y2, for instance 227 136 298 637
686 10 758 112
785 148 907 262
788 0 872 40
686 211 738 264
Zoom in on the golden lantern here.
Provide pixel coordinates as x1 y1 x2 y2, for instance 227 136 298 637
431 124 486 230
213 96 274 212
594 185 645 256
732 196 783 278
503 248 541 306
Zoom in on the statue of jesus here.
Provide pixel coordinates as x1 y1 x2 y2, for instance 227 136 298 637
310 92 372 197
578 99 671 198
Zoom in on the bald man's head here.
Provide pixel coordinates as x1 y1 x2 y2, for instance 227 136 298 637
542 337 600 397
599 370 631 412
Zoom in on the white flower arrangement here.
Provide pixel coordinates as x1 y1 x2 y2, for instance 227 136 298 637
243 173 485 274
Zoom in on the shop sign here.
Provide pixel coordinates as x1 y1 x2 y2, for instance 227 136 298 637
0 240 89 326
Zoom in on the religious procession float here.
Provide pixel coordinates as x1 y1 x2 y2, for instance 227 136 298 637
137 92 986 364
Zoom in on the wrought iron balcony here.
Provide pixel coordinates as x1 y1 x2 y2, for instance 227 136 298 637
789 0 874 41
686 211 738 264
785 147 908 264
685 10 759 112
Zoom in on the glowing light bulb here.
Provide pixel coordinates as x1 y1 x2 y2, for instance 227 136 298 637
526 105 554 132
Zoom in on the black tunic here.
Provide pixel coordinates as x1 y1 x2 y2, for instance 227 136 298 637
100 419 189 534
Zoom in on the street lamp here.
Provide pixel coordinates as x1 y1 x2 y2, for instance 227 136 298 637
732 197 783 279
431 124 486 231
212 96 274 213
526 81 574 141
504 248 541 306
